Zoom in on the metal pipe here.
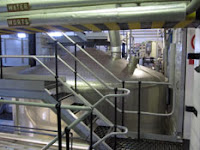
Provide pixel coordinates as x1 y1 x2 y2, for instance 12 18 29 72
43 111 91 150
93 125 128 148
114 88 118 150
43 88 130 149
54 41 62 150
0 35 2 79
186 0 200 14
65 128 70 150
129 30 133 59
74 44 77 92
0 124 57 133
138 81 141 140
15 98 20 134
56 103 62 150
90 111 93 150
0 0 188 13
121 81 125 126
0 100 92 111
0 4 186 28
109 31 121 60
42 132 65 150
0 55 55 58
0 55 56 76
70 133 73 150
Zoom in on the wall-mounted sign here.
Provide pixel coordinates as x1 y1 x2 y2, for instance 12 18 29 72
7 18 30 27
7 3 30 12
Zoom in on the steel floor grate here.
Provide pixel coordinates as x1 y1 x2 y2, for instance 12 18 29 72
94 126 111 138
106 138 183 150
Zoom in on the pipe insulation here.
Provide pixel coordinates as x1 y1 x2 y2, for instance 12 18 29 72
186 0 200 14
0 3 186 28
109 31 122 60
0 0 188 13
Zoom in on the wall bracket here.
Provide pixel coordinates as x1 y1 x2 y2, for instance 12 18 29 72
186 106 198 117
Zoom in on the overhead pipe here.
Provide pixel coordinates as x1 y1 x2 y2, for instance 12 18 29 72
1 4 119 18
0 0 188 13
0 3 186 28
186 0 200 14
109 31 122 60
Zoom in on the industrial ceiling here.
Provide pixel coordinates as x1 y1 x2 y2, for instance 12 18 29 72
0 0 199 34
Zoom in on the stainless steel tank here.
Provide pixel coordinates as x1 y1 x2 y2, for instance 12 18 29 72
18 48 168 136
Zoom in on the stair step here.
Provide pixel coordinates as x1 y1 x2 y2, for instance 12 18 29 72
45 81 63 90
84 115 98 127
52 93 72 101
94 126 113 138
106 138 183 150
59 93 74 101
70 103 85 114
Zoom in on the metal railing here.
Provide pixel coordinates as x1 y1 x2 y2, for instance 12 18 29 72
53 32 175 117
0 53 130 150
0 31 175 149
48 32 175 142
0 99 92 149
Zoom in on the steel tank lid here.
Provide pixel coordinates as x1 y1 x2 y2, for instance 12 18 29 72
19 48 166 83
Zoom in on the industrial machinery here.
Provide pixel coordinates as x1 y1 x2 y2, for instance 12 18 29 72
17 47 168 135
0 0 199 149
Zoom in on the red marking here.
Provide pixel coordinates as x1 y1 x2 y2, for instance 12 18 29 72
191 35 195 50
189 59 194 65
189 35 195 65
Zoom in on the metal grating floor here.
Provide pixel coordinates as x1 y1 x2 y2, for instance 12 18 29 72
94 126 111 138
106 138 183 150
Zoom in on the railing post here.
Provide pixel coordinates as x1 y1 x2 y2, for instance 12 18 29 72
74 43 77 91
56 103 62 150
55 41 62 150
70 132 73 150
90 109 93 150
122 81 125 126
114 88 118 150
0 35 3 79
65 127 70 150
138 81 141 141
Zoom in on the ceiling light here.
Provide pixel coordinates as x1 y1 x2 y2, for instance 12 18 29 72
48 32 62 37
17 33 26 38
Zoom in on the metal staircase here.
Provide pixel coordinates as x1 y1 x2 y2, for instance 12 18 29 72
43 80 117 150
0 32 181 150
0 32 130 150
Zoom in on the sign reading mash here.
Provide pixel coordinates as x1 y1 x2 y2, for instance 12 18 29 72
7 3 30 12
7 18 30 27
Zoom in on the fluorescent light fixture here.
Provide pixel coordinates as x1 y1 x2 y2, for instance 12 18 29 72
48 32 62 37
17 33 26 38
